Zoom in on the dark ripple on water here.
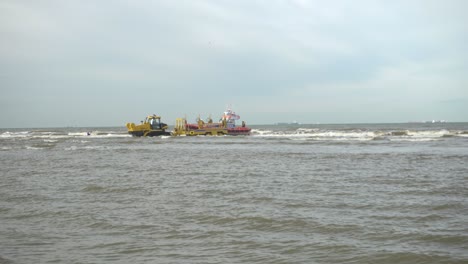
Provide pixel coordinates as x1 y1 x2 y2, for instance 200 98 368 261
0 124 467 263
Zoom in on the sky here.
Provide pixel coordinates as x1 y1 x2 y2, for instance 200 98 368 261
1 0 467 128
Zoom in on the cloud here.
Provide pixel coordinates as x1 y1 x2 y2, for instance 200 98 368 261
0 0 467 127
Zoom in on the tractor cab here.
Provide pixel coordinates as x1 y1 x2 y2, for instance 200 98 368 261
126 114 170 137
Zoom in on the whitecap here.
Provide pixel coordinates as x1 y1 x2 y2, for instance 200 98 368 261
26 146 42 150
250 129 273 135
64 146 78 151
389 137 439 142
1 131 30 138
251 129 377 141
68 132 89 137
407 129 452 138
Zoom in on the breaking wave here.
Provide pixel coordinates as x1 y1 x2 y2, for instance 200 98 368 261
1 125 467 144
0 130 130 140
251 128 467 142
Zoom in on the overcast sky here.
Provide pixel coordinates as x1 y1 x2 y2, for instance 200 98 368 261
1 0 467 128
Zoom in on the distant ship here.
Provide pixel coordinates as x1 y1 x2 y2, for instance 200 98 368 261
408 120 446 124
275 121 301 125
426 120 446 123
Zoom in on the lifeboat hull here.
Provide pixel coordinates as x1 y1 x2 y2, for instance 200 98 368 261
227 127 251 136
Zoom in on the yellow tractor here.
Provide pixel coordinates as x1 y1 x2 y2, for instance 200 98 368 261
126 114 171 137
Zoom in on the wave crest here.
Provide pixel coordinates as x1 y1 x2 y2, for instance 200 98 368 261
250 128 464 142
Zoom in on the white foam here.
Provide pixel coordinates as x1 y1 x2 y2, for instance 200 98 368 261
34 135 69 139
102 133 132 138
386 129 455 141
389 138 439 142
251 129 273 135
25 146 42 150
406 130 451 138
296 128 320 133
248 128 466 142
68 132 90 137
66 132 131 138
65 146 78 151
1 131 30 138
252 129 377 141
83 146 104 150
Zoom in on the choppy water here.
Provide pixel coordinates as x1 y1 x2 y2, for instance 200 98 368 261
1 123 467 264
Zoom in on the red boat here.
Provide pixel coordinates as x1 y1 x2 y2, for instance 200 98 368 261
227 126 251 135
184 108 251 136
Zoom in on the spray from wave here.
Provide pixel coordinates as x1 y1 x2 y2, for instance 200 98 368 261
251 128 466 142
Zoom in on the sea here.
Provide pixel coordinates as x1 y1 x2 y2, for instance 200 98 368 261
1 123 467 264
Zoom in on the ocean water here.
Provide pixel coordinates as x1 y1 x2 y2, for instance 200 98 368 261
0 123 467 264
